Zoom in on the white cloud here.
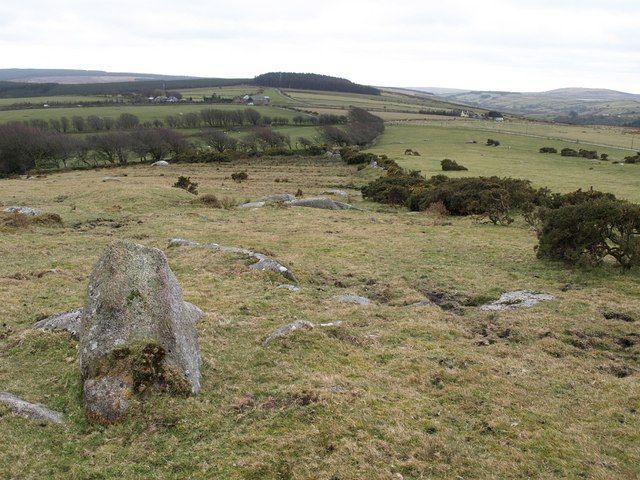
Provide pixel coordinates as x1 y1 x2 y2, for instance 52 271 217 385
0 0 638 92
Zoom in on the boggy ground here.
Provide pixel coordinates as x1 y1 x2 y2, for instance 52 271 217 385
0 157 638 479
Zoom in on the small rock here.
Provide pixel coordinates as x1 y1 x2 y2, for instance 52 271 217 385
238 201 266 209
480 290 553 311
33 308 83 339
83 377 132 424
319 321 343 327
0 392 64 424
168 238 200 247
151 160 169 166
277 284 301 292
101 176 121 182
263 320 314 346
2 206 43 216
333 294 371 305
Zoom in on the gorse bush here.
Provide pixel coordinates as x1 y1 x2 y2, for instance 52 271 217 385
362 169 536 225
486 139 500 146
537 198 640 270
231 171 248 183
440 159 468 171
340 147 378 165
624 152 640 164
561 148 578 157
409 176 537 225
173 176 198 195
539 147 557 154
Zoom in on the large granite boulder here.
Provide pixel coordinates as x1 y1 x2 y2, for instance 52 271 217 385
80 240 202 424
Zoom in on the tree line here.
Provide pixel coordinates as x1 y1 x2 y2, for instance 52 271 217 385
254 72 380 95
12 108 323 134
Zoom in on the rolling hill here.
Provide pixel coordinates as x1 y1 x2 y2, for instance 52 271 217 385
415 87 640 125
0 68 196 84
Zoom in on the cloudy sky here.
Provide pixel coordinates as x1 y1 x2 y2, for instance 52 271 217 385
1 0 638 92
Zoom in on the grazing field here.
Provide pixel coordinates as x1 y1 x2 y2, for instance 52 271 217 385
368 122 640 201
0 103 301 124
0 156 638 479
0 95 108 106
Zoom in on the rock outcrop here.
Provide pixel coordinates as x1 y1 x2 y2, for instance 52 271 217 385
0 392 64 424
480 290 553 311
33 308 83 339
2 206 43 216
151 160 169 166
169 238 298 283
333 294 371 305
80 240 202 424
284 197 358 210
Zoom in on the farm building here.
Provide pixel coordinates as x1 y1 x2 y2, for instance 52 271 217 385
242 94 270 106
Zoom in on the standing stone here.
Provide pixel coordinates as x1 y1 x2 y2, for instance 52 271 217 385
80 240 201 424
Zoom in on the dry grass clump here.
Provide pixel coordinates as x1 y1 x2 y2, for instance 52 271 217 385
192 193 237 209
0 212 62 230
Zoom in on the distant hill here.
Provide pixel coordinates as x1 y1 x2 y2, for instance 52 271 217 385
0 69 196 84
414 87 640 125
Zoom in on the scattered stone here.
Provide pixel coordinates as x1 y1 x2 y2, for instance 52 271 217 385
480 290 553 311
168 238 200 247
36 268 62 278
238 201 266 209
2 206 43 216
263 320 314 346
80 240 202 424
0 392 64 424
277 284 301 292
284 197 359 210
333 294 371 305
83 377 131 424
603 311 635 322
322 189 349 197
169 238 298 283
319 321 343 327
151 160 169 166
33 308 83 339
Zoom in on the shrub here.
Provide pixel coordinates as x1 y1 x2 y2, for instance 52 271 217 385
194 194 222 208
193 194 236 209
340 148 378 165
361 170 426 206
173 176 198 195
173 149 233 164
561 148 578 157
408 176 537 225
486 139 500 146
537 198 640 270
539 147 557 154
231 171 248 183
441 159 468 171
600 153 609 161
624 153 640 164
578 149 598 159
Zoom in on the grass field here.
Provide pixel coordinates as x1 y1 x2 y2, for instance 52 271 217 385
368 122 640 201
0 95 108 106
0 103 302 124
0 156 638 479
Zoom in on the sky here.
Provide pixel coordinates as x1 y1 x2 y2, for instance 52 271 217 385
1 0 639 93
